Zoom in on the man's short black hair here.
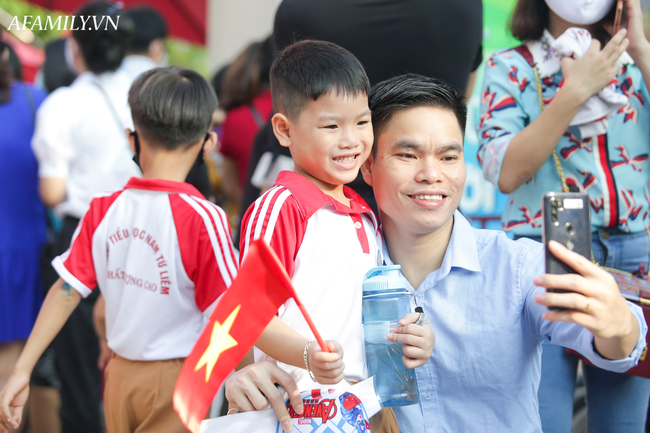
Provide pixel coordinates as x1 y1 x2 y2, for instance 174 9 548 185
369 74 467 156
270 40 370 120
125 6 167 55
72 1 134 74
128 66 217 150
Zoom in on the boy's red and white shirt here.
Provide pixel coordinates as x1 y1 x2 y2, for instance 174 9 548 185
240 171 382 382
53 178 238 361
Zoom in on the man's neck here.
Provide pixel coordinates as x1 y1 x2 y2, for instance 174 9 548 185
382 214 455 290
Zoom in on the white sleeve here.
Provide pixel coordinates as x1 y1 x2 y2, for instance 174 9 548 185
31 89 75 179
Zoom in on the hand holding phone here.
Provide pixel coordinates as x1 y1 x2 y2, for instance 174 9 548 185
542 192 592 311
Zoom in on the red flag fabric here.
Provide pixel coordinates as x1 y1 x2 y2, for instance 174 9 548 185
173 240 297 432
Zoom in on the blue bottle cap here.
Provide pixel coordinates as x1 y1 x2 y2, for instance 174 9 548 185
363 265 408 292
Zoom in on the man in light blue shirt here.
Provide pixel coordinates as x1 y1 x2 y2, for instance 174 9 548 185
225 74 647 433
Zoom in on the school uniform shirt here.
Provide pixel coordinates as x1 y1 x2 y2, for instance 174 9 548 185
240 171 382 382
391 211 647 433
52 178 238 361
477 33 650 237
32 70 141 219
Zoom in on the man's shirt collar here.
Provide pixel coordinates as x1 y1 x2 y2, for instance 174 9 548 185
383 210 481 288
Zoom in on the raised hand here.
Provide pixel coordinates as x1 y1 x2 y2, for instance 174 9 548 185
560 28 629 103
534 240 640 360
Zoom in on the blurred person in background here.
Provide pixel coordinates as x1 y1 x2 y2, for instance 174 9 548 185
121 6 167 81
477 0 650 431
217 36 274 226
40 38 77 93
120 6 213 199
0 38 55 432
30 3 136 432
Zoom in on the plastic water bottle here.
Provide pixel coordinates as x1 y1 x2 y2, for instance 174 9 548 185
363 265 419 407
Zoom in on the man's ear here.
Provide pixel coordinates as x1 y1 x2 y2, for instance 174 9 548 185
272 113 293 148
125 128 136 154
204 131 218 156
361 151 374 187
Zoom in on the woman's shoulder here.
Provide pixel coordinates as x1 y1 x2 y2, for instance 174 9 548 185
486 46 534 71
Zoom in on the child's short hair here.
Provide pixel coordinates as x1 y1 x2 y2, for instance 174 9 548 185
128 66 217 150
270 40 370 120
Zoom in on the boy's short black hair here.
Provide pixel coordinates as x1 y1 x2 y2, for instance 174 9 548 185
270 40 370 120
369 74 467 156
124 6 167 54
128 66 217 150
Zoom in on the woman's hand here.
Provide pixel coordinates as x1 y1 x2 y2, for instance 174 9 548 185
624 0 650 65
561 29 629 103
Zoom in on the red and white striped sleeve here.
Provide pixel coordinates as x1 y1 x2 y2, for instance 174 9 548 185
239 186 307 278
52 191 123 298
171 194 238 312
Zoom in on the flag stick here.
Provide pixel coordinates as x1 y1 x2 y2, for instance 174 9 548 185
257 241 331 353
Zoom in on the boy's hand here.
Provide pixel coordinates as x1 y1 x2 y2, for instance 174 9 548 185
98 338 113 370
0 371 30 433
388 313 435 369
308 340 345 384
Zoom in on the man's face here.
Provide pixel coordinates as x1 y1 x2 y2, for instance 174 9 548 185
362 106 465 236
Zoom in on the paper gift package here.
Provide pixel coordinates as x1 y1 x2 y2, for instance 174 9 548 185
200 377 381 433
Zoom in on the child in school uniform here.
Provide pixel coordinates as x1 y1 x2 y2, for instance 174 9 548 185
0 67 237 433
239 40 435 432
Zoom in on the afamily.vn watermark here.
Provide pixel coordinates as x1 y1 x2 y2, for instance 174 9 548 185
7 15 120 31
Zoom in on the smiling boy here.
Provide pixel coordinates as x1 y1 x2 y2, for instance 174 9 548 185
239 42 434 430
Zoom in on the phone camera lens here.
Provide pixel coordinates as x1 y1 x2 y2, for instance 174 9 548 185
566 222 574 235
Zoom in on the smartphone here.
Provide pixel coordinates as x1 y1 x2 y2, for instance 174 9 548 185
542 192 592 311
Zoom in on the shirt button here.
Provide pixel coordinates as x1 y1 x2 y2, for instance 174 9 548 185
354 222 362 229
424 393 431 400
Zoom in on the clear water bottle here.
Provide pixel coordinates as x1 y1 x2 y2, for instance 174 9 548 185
363 265 419 407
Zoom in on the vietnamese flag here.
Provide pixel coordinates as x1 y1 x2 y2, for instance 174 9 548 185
172 239 326 433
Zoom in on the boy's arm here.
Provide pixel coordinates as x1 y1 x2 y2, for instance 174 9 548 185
93 294 113 370
0 278 81 431
256 316 345 384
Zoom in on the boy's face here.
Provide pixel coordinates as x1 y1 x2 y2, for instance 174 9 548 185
274 91 373 192
362 106 465 237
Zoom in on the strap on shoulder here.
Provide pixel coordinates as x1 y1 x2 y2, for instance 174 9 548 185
513 44 535 68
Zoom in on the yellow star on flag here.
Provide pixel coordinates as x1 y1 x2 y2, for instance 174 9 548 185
194 305 240 382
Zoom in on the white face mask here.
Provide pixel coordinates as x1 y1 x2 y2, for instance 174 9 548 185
545 0 616 25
